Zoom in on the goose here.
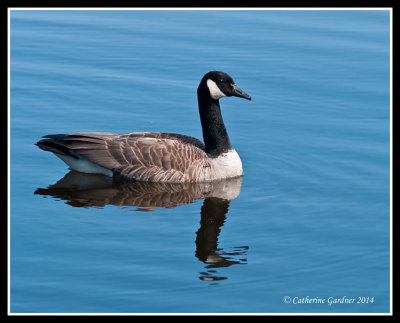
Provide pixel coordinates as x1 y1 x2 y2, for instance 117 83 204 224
36 71 251 183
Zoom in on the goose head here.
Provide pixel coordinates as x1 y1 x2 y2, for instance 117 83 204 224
198 71 251 101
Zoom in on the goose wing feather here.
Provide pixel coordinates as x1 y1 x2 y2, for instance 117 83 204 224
57 132 211 182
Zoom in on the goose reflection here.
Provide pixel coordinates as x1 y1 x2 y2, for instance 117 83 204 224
35 171 248 281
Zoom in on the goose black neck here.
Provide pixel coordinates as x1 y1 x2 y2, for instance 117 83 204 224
198 94 232 157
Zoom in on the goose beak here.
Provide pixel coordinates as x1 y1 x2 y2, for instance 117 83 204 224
232 84 251 100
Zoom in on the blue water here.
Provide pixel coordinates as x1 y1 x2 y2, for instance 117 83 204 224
10 10 391 314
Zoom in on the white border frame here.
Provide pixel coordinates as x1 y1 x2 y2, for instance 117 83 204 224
7 7 393 316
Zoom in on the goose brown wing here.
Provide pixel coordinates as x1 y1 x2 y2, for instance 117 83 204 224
58 132 210 182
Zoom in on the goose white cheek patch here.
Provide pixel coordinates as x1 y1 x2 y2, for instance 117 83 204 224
207 79 227 100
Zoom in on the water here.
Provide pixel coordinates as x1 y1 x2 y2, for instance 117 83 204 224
9 9 391 314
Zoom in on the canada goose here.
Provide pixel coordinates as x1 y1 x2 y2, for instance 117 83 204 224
36 71 251 183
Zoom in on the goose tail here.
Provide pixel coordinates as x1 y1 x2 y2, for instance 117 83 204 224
35 134 78 159
35 134 113 177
